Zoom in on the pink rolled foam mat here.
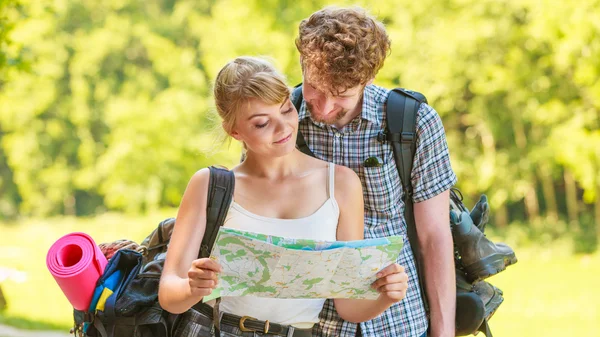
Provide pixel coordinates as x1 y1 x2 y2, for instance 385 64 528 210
46 232 108 310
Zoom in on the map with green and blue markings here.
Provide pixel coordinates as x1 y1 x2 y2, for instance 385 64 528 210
203 227 403 301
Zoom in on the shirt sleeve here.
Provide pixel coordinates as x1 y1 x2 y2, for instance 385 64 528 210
411 103 457 202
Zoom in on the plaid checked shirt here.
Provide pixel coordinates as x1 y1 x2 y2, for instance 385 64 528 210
297 84 457 337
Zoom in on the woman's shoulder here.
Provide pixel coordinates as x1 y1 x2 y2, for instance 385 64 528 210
297 153 361 193
173 168 213 230
300 154 360 187
333 164 358 180
333 165 361 196
183 167 212 201
189 167 211 185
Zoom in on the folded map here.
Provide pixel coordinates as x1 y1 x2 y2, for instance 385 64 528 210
203 227 403 301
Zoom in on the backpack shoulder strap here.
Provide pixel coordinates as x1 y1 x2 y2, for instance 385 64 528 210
385 88 429 311
386 88 427 196
292 84 316 158
199 166 235 258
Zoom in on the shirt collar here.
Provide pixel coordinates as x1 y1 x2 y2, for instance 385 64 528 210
359 85 381 126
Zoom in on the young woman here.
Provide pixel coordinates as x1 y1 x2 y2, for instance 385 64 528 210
158 56 409 336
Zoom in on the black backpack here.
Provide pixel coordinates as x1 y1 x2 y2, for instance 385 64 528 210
72 166 235 337
292 85 494 336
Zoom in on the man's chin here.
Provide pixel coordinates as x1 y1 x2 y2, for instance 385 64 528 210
313 115 336 124
311 111 345 125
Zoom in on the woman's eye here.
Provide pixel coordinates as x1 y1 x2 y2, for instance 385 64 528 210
255 122 269 129
282 108 294 114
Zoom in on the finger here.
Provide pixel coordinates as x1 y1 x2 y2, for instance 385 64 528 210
192 258 222 272
376 263 404 279
188 268 218 281
372 270 408 289
380 290 407 302
190 287 214 298
376 281 408 293
189 279 218 289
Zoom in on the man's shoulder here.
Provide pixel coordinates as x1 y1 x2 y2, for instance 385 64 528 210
382 89 446 140
372 85 431 116
369 85 428 102
377 86 434 122
366 84 391 104
415 101 442 128
382 87 438 120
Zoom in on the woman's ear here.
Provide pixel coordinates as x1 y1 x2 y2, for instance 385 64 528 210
225 122 243 141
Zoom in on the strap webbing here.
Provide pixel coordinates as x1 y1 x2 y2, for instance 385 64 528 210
386 89 428 314
201 166 235 258
292 85 315 157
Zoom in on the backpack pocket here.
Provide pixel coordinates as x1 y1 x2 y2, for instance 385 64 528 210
117 269 161 316
133 303 169 337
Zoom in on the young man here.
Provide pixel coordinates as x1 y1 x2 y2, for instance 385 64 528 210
295 6 457 337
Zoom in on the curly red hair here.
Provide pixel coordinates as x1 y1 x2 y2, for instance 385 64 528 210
295 6 391 94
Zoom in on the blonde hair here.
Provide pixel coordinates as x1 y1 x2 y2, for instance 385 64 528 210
214 56 291 137
296 6 390 94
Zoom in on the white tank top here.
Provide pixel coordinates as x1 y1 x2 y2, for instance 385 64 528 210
218 163 339 328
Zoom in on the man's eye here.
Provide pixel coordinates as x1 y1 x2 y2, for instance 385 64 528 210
255 122 269 129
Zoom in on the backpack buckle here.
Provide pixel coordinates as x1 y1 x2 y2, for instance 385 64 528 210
83 311 93 323
377 131 387 143
401 132 414 143
403 187 413 201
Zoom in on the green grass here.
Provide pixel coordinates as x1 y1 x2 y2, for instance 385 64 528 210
0 214 598 335
482 243 599 336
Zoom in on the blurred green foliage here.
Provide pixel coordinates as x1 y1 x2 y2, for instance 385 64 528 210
0 0 599 247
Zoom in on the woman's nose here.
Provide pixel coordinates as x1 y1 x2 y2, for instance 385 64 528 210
273 117 287 133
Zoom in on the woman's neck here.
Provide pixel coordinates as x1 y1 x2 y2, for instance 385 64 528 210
239 149 302 181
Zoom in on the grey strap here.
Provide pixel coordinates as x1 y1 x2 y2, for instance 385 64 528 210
291 85 316 158
385 88 428 313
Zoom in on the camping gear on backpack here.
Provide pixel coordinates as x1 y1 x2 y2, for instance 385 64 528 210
450 203 517 282
292 85 517 337
72 249 171 337
99 240 145 261
455 266 504 336
71 166 235 337
46 232 108 311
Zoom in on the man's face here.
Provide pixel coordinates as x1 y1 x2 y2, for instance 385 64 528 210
302 74 365 126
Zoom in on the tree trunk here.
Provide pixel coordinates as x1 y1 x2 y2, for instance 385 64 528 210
538 165 558 221
596 182 600 247
64 195 76 216
0 284 6 311
512 115 527 150
564 170 579 226
524 182 540 222
495 203 508 228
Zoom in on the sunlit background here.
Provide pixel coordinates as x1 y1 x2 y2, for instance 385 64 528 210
1 0 599 336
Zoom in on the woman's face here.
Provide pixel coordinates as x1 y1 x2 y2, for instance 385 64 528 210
230 97 298 158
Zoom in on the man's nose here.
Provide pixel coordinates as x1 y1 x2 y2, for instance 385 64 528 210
321 97 334 114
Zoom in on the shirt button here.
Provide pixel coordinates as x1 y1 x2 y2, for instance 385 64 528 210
335 133 342 138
